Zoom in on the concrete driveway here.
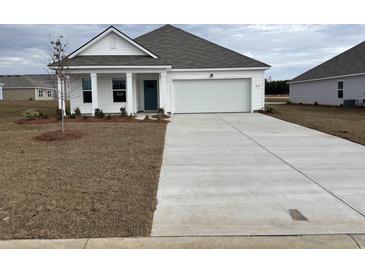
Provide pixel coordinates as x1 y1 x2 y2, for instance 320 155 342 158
152 113 365 236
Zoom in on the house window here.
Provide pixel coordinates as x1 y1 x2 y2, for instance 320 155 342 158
112 78 126 102
338 81 344 98
82 78 92 103
47 90 53 98
38 89 43 97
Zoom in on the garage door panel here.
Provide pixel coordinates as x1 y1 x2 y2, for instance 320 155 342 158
173 79 251 113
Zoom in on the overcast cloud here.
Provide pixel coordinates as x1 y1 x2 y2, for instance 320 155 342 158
1 24 365 80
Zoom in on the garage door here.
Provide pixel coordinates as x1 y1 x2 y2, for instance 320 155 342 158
172 79 251 113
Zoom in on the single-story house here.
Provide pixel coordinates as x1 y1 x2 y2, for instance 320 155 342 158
289 41 365 106
0 74 57 101
0 82 4 100
59 25 270 115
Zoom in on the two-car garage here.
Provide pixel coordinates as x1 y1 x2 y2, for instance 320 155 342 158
172 78 252 113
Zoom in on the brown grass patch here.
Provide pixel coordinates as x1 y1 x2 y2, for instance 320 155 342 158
35 130 84 142
265 103 365 145
0 119 167 239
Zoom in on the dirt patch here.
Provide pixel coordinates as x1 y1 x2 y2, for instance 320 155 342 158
265 103 365 145
35 130 84 142
0 120 167 239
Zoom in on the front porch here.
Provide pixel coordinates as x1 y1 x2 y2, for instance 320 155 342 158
67 70 169 115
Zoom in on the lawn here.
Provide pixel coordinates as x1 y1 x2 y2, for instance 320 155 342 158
265 103 365 145
0 101 166 239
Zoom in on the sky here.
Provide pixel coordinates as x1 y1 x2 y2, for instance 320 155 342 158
1 24 365 80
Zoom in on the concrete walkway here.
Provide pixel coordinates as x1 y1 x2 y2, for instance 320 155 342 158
0 234 364 248
152 114 365 236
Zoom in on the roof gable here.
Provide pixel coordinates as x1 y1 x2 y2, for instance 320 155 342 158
291 41 365 83
68 26 158 59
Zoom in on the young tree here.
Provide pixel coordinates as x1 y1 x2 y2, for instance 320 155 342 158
50 36 68 133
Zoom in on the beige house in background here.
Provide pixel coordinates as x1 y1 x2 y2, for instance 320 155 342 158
0 74 57 101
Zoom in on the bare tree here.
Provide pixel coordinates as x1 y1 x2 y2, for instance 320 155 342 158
50 36 68 133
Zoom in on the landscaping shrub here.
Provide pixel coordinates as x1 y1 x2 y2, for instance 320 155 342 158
69 113 76 119
83 116 88 121
314 101 318 106
120 106 128 117
23 110 41 120
74 107 82 116
56 109 62 120
144 114 150 121
40 113 49 119
94 108 105 118
157 107 165 115
106 115 112 120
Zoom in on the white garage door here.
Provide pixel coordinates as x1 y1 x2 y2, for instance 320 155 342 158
172 79 251 113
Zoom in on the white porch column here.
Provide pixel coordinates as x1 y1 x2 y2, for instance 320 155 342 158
90 73 98 116
126 72 134 114
57 76 66 115
159 72 167 111
57 76 62 110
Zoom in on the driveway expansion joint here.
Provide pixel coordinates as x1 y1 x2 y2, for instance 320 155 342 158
214 114 365 219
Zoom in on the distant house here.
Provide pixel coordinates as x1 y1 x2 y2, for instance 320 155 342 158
289 41 365 106
0 74 57 101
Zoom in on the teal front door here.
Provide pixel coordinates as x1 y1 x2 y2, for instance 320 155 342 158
144 80 158 111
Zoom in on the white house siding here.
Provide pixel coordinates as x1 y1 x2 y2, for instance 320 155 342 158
289 75 365 106
0 84 3 100
169 69 265 113
79 32 147 56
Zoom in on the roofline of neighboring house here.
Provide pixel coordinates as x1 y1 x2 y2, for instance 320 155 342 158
67 26 159 59
3 87 57 90
289 72 365 84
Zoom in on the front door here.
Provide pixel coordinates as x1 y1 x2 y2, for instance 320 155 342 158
144 80 158 111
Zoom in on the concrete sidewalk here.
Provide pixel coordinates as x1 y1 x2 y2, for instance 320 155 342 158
0 234 364 249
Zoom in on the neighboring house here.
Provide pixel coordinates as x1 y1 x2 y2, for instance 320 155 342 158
0 74 57 101
289 41 365 106
59 25 270 115
0 82 4 101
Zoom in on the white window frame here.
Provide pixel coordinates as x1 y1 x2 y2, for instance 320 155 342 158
38 89 43 97
338 81 344 99
47 90 53 98
112 78 126 103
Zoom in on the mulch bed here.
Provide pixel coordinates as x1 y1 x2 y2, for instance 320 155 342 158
34 130 84 142
151 114 171 119
16 116 169 125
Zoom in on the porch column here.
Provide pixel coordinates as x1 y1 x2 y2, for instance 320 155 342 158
90 73 98 116
126 72 134 114
57 76 66 115
159 72 167 111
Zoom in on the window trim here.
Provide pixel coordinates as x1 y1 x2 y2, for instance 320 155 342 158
47 90 53 98
338 81 344 99
38 89 43 97
82 78 92 103
112 78 126 103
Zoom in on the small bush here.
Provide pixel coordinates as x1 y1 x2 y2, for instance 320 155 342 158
66 109 71 116
56 109 62 120
74 107 81 116
40 113 49 119
314 101 318 106
106 115 112 120
157 107 165 115
120 106 128 117
144 114 150 121
23 110 41 120
94 108 105 119
69 113 76 119
83 116 88 121
128 113 135 120
265 106 274 113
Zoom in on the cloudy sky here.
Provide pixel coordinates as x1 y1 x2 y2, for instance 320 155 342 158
1 24 365 80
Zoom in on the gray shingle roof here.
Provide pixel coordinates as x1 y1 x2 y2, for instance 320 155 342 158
291 41 365 82
0 74 56 89
64 25 270 69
